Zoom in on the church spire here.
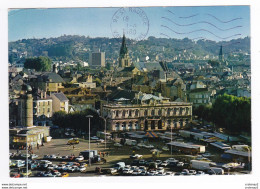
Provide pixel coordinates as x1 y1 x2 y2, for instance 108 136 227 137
120 34 128 58
219 45 224 62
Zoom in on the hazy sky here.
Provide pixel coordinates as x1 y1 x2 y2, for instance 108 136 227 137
8 6 250 42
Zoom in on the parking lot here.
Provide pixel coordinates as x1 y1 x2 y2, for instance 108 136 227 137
9 135 250 177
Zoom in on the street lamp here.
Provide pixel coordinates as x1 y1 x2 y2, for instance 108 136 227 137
86 115 93 166
245 146 251 171
26 132 28 178
170 122 172 156
100 116 107 150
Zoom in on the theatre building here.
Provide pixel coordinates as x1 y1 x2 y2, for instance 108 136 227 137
101 93 192 135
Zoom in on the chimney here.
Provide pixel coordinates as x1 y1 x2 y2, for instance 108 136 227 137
44 91 47 99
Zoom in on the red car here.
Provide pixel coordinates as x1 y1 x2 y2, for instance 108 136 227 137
10 173 20 178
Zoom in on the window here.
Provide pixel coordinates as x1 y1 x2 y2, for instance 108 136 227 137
116 111 119 117
122 110 126 117
47 108 50 113
144 110 148 116
129 110 132 117
135 110 138 116
151 110 155 116
158 109 162 116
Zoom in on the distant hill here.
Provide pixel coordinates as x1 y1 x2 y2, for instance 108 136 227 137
8 35 250 63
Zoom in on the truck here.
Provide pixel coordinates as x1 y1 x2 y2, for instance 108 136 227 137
79 150 100 163
96 131 111 140
114 162 125 171
125 139 137 146
190 160 216 170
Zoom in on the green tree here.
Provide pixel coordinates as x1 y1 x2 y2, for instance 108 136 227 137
24 56 52 72
211 94 251 133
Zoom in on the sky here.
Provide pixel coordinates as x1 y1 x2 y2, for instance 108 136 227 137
8 6 250 42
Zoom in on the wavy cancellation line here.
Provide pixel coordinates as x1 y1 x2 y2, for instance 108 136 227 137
161 17 242 31
166 10 243 23
206 13 242 23
179 14 199 19
161 25 241 40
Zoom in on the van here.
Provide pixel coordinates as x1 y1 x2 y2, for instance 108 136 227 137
125 139 137 146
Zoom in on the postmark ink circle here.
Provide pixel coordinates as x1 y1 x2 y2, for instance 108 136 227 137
111 7 149 40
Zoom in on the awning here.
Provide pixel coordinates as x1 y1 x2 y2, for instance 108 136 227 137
145 131 158 138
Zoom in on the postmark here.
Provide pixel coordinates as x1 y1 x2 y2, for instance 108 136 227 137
110 7 149 40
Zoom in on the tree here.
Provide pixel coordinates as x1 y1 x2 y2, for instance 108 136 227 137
24 56 52 72
211 94 251 134
51 109 103 134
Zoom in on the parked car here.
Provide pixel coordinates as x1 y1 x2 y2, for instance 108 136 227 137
139 160 147 166
137 143 146 148
61 172 69 177
162 146 169 151
177 162 184 167
75 156 84 161
10 173 21 178
165 171 173 176
90 136 99 140
130 154 143 159
30 154 39 159
155 160 162 165
161 161 168 167
79 166 87 172
140 170 147 176
189 170 197 175
114 143 123 147
144 144 154 149
132 169 142 176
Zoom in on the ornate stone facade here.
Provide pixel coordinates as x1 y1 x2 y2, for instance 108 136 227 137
102 102 192 133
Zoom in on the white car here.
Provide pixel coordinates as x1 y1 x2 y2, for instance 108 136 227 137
202 153 214 157
157 171 166 176
161 161 168 167
132 169 142 176
130 154 143 159
177 162 184 167
79 166 86 172
144 144 154 149
123 168 133 175
165 171 173 176
137 143 146 148
114 143 123 147
53 172 61 177
162 146 169 151
90 136 99 140
75 156 84 161
30 154 39 159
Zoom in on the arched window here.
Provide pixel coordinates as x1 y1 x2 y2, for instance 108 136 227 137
135 110 139 116
158 109 162 116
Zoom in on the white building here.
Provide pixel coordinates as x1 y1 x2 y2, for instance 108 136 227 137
51 92 69 113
